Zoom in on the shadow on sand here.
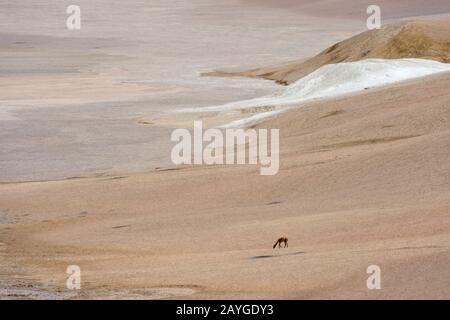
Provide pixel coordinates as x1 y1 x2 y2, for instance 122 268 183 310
250 251 305 260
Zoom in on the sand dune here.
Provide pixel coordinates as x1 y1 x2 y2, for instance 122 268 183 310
207 19 450 85
1 71 450 299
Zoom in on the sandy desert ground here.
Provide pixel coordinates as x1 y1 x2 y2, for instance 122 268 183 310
1 70 450 299
1 1 450 300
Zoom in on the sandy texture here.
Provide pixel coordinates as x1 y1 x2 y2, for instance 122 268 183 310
1 71 450 299
2 0 450 300
207 19 450 85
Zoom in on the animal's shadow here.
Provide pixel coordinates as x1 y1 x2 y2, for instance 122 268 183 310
250 251 305 260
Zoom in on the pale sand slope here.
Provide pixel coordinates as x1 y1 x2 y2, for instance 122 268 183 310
207 19 450 85
1 72 450 299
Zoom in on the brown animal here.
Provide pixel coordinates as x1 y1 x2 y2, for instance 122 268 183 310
273 236 288 249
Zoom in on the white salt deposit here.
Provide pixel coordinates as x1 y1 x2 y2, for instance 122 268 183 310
183 59 450 127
